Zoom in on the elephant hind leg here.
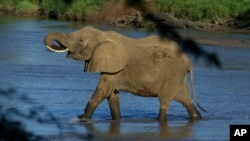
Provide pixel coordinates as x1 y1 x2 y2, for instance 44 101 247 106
179 101 201 119
174 83 201 119
187 104 201 119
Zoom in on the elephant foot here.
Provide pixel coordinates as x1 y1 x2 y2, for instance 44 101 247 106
187 104 202 120
70 114 93 123
78 118 93 123
190 112 201 120
70 117 93 123
158 109 167 121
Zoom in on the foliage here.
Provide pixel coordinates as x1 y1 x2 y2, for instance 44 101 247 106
65 0 117 21
0 89 44 140
155 0 250 22
40 0 69 18
39 0 116 20
0 0 17 13
0 0 249 22
15 0 39 15
65 0 103 21
0 88 90 140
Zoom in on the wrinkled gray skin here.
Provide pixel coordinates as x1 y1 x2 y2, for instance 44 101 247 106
44 26 203 121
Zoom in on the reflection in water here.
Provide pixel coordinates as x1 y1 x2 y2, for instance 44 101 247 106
159 120 195 138
80 119 197 140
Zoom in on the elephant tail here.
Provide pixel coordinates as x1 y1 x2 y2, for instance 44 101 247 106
189 67 207 112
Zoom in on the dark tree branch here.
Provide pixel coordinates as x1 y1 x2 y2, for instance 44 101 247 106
124 0 221 68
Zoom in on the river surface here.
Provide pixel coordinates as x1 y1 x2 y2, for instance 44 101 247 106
0 15 250 141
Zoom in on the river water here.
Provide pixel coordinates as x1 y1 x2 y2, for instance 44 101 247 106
0 15 250 140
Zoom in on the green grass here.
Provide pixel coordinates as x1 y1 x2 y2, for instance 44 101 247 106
66 0 109 21
39 0 114 20
40 0 68 18
155 0 250 22
1 0 249 22
15 0 39 14
0 0 17 13
0 0 39 15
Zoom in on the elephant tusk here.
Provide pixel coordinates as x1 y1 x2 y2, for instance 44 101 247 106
46 45 69 53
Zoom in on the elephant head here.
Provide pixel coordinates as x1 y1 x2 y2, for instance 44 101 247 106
44 26 128 73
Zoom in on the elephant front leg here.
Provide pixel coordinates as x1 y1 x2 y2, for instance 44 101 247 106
158 86 180 121
158 99 171 121
107 90 121 120
77 87 108 121
78 73 119 121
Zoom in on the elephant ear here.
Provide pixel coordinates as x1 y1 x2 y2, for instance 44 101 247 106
85 41 128 73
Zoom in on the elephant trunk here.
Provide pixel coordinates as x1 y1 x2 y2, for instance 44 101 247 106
44 32 69 53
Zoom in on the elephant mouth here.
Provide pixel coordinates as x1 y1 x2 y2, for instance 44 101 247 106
46 41 69 53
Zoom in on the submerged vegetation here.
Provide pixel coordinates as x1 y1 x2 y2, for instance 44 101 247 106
0 0 249 23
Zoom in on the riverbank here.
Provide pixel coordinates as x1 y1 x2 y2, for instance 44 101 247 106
179 29 250 49
1 0 250 49
1 0 249 29
0 14 249 49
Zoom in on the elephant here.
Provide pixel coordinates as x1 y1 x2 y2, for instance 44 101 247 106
44 26 205 121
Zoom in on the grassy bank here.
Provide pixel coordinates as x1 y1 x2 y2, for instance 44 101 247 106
155 0 250 22
0 0 249 23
